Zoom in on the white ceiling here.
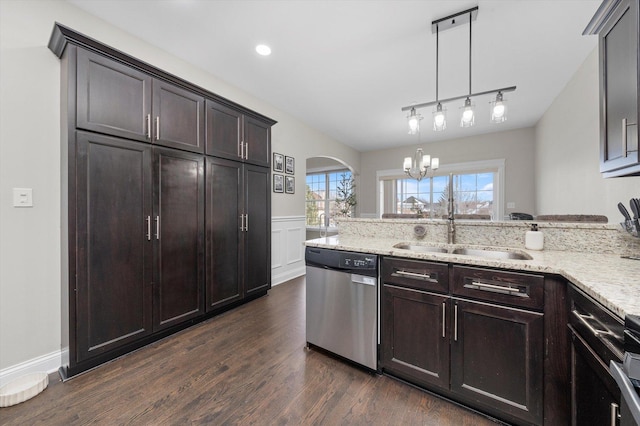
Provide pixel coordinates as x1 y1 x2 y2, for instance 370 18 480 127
67 0 601 152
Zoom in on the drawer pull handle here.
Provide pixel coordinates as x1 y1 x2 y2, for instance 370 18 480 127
454 304 458 341
610 402 620 426
394 270 438 283
146 114 151 139
465 280 527 297
572 309 613 337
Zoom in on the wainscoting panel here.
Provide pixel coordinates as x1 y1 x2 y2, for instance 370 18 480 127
271 216 306 286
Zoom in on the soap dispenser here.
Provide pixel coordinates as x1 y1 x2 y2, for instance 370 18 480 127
525 223 544 251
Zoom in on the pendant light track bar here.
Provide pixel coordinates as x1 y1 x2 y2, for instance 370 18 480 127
431 6 478 33
401 86 517 112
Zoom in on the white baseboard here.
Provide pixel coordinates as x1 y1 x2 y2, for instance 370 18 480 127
272 266 305 286
0 349 65 387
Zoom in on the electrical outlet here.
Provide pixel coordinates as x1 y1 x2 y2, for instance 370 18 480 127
507 202 516 209
13 188 33 207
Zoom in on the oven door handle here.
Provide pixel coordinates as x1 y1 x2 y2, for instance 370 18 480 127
610 361 640 425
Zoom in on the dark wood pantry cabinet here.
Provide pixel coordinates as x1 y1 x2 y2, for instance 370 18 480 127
205 158 271 311
50 23 276 378
206 99 271 167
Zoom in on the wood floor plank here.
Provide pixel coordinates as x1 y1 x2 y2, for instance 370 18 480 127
1 277 499 425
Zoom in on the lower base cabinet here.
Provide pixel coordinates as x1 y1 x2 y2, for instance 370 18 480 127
451 298 543 425
381 257 548 426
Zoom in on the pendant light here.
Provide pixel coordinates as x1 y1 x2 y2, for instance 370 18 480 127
490 92 507 123
401 6 515 131
407 107 422 134
432 23 446 131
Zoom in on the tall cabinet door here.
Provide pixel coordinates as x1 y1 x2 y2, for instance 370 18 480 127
244 164 271 295
76 49 152 142
75 132 153 362
152 80 205 153
205 157 244 311
153 148 205 330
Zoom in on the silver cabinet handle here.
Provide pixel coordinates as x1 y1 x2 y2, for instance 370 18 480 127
240 214 245 232
394 270 438 283
240 141 244 160
146 216 151 241
623 118 628 158
245 214 248 232
244 142 248 160
146 114 151 139
610 402 619 426
155 215 160 239
454 304 458 341
572 309 613 337
155 116 160 141
466 280 526 297
442 302 446 338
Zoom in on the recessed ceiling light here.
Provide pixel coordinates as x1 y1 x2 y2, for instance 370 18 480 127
255 44 271 56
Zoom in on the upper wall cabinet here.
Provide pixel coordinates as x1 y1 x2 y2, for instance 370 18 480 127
77 49 205 153
206 99 271 167
586 0 640 177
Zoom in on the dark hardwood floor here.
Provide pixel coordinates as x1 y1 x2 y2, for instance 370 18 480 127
2 277 499 425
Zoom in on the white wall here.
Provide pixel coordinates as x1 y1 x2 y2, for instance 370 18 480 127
0 0 358 375
359 127 537 218
535 49 640 220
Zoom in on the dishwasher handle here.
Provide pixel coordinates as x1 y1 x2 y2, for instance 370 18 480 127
351 274 377 286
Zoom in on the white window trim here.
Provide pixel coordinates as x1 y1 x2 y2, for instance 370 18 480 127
376 159 506 220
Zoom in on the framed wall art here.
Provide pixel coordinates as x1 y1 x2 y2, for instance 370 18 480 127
285 156 295 175
273 174 284 193
273 152 284 172
285 176 295 194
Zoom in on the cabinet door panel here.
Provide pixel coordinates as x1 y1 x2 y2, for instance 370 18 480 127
206 157 243 310
451 299 543 425
77 50 152 142
600 0 639 175
382 285 449 390
153 148 204 329
244 116 271 167
76 132 153 362
206 100 242 160
245 165 271 295
571 328 621 426
153 80 205 153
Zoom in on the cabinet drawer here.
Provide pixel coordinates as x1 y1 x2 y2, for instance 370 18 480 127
568 284 624 366
452 265 544 310
382 257 448 294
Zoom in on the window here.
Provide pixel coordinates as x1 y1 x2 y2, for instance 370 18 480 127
379 160 503 220
306 170 352 227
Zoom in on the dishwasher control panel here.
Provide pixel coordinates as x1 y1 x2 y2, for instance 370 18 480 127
340 254 377 269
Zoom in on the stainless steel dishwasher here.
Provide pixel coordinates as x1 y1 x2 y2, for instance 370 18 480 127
305 247 378 371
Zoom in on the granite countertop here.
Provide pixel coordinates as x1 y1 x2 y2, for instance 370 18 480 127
305 236 640 319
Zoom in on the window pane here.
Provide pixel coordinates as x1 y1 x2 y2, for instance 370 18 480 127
305 170 352 226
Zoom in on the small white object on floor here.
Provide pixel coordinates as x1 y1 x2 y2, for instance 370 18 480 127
0 372 48 407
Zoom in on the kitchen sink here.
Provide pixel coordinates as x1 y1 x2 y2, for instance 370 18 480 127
392 243 448 253
393 243 532 260
451 247 532 260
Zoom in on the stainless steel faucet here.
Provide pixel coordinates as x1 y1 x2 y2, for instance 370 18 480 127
319 213 327 238
447 173 455 244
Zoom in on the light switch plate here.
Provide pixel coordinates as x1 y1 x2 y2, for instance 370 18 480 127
13 188 33 207
507 202 516 209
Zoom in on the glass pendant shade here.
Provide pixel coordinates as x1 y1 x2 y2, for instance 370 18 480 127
407 107 422 134
490 92 507 123
433 103 447 131
460 97 475 128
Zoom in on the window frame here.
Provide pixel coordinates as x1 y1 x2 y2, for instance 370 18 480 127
305 168 353 229
376 159 505 220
